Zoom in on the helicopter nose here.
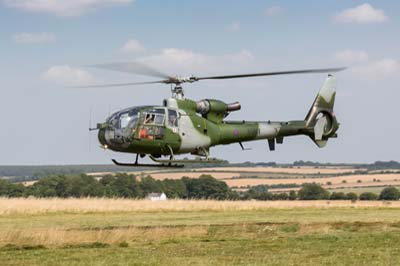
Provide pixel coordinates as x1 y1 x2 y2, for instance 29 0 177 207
98 128 108 148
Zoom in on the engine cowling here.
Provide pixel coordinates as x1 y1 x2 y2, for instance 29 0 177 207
196 99 241 123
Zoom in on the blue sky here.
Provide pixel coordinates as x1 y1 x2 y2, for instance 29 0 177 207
0 0 399 165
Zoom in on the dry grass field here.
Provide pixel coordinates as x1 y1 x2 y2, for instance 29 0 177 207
2 198 400 215
149 171 240 180
0 198 400 266
140 166 363 180
199 166 362 174
225 173 400 188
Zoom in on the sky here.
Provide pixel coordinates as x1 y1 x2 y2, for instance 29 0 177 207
0 0 399 165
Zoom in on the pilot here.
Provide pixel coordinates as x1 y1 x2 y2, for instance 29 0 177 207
169 113 177 127
139 127 147 139
144 114 155 124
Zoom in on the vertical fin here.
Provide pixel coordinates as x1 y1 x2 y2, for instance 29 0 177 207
306 75 339 148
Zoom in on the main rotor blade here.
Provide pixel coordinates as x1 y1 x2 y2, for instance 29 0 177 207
73 80 166 88
195 67 346 81
89 61 172 79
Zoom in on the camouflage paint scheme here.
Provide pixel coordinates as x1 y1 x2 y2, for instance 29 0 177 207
97 75 339 158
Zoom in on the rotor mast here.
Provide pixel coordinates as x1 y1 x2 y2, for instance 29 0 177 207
172 84 184 99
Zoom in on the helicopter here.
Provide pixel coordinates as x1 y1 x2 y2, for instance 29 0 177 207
83 62 345 167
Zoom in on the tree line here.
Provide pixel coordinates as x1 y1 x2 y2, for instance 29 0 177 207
0 174 399 201
243 183 400 201
0 174 235 199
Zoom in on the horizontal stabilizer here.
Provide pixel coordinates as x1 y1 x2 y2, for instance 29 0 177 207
310 138 328 148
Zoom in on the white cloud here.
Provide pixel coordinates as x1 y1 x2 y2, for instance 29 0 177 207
4 0 133 17
121 39 145 53
351 59 400 79
264 6 284 17
41 65 95 86
227 21 240 32
140 48 254 76
333 50 369 65
13 32 56 44
334 4 387 24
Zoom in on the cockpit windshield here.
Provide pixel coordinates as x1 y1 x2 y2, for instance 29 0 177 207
107 107 140 130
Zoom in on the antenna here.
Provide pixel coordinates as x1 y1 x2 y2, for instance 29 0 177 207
89 107 92 152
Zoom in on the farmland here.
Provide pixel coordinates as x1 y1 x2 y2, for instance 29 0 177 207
3 162 400 196
1 162 400 265
94 165 400 195
10 164 400 197
0 198 400 266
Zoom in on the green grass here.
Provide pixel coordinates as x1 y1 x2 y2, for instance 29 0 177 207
1 208 400 265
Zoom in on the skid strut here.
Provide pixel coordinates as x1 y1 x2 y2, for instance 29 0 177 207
112 151 184 168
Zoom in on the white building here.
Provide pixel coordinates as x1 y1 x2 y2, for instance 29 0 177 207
146 192 168 201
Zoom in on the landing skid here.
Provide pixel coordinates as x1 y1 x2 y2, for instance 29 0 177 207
111 152 224 168
111 159 184 168
149 156 224 164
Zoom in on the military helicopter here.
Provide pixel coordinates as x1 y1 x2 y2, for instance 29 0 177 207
83 62 345 167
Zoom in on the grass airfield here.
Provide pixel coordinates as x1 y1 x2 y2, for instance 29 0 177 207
0 199 400 265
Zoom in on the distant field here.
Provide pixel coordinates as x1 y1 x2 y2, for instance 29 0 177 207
150 171 240 180
0 198 399 266
330 186 400 195
225 173 400 188
199 166 362 174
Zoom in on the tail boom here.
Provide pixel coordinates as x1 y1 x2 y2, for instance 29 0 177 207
214 75 340 150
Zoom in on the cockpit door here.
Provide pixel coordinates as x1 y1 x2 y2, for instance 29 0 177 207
138 108 166 141
167 109 179 133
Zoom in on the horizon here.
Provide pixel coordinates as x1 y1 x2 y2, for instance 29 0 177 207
1 160 399 167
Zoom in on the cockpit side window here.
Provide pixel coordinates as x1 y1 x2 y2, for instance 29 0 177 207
168 109 178 127
154 114 165 125
147 108 165 114
142 109 166 126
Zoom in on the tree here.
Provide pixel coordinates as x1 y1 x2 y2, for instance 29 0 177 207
140 176 162 195
183 175 230 200
330 192 346 200
30 175 64 197
359 192 378 200
273 193 289 200
245 185 273 200
52 174 102 197
0 180 25 197
345 192 358 201
289 190 297 200
226 190 240 200
297 183 329 200
100 174 144 198
379 186 400 200
161 179 187 198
